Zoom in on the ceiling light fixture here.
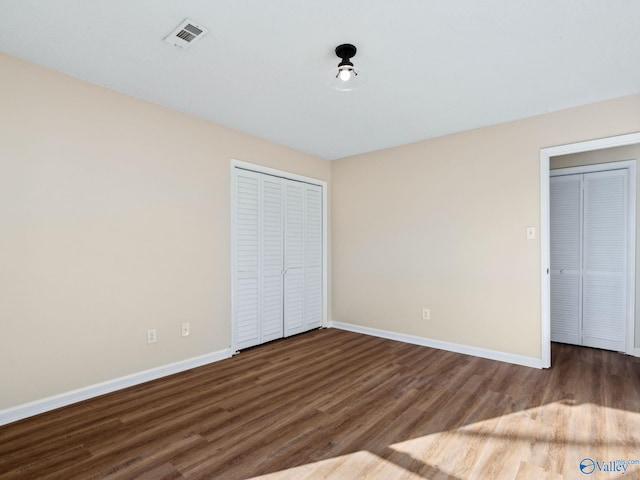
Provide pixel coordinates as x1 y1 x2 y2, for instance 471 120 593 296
327 43 366 91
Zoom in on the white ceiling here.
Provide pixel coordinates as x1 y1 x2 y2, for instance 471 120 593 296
1 0 639 160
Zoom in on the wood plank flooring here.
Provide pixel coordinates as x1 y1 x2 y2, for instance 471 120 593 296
1 328 639 479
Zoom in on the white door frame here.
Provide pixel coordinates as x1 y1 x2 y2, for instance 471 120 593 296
540 132 640 367
230 159 328 352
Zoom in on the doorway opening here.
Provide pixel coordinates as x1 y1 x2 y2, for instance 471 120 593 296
540 132 640 367
550 160 635 351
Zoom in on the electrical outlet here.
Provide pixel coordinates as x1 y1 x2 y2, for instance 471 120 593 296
147 328 157 344
422 308 430 320
181 322 190 337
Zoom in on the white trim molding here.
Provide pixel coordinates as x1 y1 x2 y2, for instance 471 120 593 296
330 321 543 369
0 348 232 426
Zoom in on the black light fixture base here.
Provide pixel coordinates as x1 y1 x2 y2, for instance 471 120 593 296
335 43 357 61
327 43 366 91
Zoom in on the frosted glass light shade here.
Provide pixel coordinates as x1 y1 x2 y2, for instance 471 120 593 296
326 67 367 91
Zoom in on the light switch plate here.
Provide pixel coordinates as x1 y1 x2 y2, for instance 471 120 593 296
182 322 190 337
526 227 536 240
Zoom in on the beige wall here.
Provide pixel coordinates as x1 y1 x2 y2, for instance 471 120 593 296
331 94 640 359
552 145 640 348
3 50 640 413
0 53 331 410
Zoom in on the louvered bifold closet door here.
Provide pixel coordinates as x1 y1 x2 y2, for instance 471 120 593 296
260 175 285 343
234 170 261 349
283 180 305 337
234 168 323 349
550 174 583 346
582 169 628 352
304 184 323 330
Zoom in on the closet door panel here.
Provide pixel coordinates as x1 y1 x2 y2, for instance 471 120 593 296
550 174 582 346
583 276 625 351
583 171 626 273
550 275 582 344
304 184 323 330
233 168 324 348
284 270 304 336
234 170 261 349
235 279 259 347
284 181 305 269
582 169 627 351
260 175 284 342
284 180 305 336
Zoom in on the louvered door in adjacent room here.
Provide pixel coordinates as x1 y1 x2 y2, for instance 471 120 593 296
582 170 628 351
550 174 583 346
550 167 630 352
233 167 324 350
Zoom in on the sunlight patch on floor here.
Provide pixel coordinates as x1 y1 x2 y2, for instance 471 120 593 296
250 450 425 480
389 401 640 479
250 401 640 480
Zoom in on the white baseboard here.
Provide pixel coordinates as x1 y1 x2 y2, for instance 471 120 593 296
634 348 640 358
329 321 543 369
0 348 232 426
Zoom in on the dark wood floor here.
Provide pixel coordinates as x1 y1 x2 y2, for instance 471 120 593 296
1 329 639 480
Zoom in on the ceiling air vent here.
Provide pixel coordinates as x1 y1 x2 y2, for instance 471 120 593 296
164 19 209 49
